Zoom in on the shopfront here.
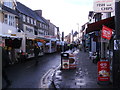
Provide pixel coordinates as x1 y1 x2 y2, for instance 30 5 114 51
86 16 115 83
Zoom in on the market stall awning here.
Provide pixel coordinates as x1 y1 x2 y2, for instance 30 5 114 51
86 16 115 34
0 34 22 39
37 42 43 46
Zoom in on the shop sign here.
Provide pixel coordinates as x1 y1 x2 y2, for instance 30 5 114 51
98 61 110 81
11 34 16 36
101 25 112 40
93 0 114 12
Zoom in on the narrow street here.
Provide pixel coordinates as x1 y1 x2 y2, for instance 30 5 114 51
2 52 61 88
3 49 115 89
1 0 120 89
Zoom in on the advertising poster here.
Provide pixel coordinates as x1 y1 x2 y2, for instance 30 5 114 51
69 54 76 69
62 58 69 69
98 61 110 81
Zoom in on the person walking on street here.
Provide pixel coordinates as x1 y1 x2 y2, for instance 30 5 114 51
1 42 12 89
79 44 82 51
34 43 40 65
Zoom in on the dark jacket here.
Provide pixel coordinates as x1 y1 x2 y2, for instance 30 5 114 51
34 46 40 56
2 47 10 68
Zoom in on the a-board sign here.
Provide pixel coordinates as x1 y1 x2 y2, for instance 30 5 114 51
98 61 110 81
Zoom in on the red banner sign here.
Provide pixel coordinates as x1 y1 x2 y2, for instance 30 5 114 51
101 25 112 40
98 61 110 81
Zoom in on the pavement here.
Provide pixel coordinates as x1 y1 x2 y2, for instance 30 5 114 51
51 49 116 89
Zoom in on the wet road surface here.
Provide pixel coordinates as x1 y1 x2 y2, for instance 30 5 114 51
3 52 61 88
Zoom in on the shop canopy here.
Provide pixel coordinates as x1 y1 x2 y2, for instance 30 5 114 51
86 16 115 34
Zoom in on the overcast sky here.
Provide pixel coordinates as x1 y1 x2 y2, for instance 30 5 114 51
16 0 93 36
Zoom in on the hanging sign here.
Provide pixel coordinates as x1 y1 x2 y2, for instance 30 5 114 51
101 25 112 40
98 61 110 81
93 0 115 12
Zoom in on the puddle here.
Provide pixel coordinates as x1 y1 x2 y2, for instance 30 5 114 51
55 75 62 80
56 70 62 76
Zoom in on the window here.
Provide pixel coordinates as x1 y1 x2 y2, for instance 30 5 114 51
22 15 26 22
34 20 36 25
45 25 46 29
8 15 15 26
4 14 8 24
3 0 13 9
31 18 33 24
43 24 45 28
34 29 38 35
27 16 29 23
4 14 15 26
40 23 42 28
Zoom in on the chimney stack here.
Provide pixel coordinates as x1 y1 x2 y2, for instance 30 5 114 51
35 10 42 17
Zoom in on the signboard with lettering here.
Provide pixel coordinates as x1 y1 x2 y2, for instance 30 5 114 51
93 0 115 12
101 25 112 40
98 61 110 81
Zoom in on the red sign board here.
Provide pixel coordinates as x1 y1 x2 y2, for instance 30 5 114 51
101 25 112 40
98 61 110 81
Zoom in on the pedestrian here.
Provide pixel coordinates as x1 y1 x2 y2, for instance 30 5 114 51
79 44 82 51
1 41 12 88
34 43 40 65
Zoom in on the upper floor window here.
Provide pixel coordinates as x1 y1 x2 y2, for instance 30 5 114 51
22 15 26 22
33 20 36 25
4 13 15 27
46 26 48 30
4 14 8 24
3 0 14 9
27 16 29 23
40 23 42 28
30 18 33 24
